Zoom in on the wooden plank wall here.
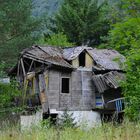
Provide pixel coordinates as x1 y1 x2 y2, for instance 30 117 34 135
59 72 71 109
48 70 60 109
47 69 96 111
85 53 93 68
39 74 49 113
72 58 79 68
80 71 95 110
71 71 82 110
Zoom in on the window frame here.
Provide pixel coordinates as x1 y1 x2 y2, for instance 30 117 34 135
61 77 70 94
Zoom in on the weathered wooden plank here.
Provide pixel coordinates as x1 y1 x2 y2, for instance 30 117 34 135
23 55 50 65
20 58 26 77
39 74 49 113
46 70 96 111
85 52 93 68
17 60 20 78
28 60 34 72
47 70 60 109
72 57 79 68
34 76 40 95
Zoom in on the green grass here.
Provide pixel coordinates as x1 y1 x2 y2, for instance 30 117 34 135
0 121 140 140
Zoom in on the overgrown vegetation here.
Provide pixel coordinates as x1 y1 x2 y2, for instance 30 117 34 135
106 0 140 120
1 121 140 140
0 80 22 118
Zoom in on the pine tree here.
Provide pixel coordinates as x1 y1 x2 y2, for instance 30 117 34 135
58 110 76 128
49 0 110 46
0 0 40 68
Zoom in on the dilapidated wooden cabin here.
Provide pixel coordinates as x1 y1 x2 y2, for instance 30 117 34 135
9 45 125 123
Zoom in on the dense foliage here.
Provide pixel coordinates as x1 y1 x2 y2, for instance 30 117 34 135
122 49 140 121
107 0 140 120
109 18 140 54
0 82 19 108
38 33 74 47
0 80 22 118
0 0 41 68
48 0 110 46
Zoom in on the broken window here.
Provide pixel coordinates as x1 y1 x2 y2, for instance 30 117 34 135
79 52 85 67
61 78 70 93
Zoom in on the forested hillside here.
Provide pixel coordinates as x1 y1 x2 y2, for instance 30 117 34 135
32 0 63 17
32 0 120 17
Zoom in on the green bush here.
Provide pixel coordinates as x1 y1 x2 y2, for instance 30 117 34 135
0 80 22 117
58 110 76 129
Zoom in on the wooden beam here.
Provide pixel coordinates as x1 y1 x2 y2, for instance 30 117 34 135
23 59 30 67
21 58 26 77
23 55 50 65
28 60 34 72
39 74 49 113
17 60 20 77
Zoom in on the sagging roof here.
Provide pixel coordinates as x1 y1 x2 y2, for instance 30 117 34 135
63 46 125 70
92 71 125 93
10 45 125 74
63 46 93 60
88 48 125 70
21 45 73 69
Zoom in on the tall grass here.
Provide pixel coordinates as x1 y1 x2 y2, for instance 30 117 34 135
0 121 140 140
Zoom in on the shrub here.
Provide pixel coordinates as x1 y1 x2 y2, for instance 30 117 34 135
58 110 76 128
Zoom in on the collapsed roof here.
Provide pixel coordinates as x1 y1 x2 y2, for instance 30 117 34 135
9 45 125 75
20 45 73 69
63 46 125 70
92 71 125 93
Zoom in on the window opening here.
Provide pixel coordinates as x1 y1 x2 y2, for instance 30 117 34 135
61 78 70 93
79 51 85 67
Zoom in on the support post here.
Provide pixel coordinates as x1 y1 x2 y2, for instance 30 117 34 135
21 58 26 77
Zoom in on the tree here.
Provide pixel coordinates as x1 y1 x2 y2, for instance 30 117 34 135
48 0 110 46
107 0 140 54
108 18 140 54
121 48 140 121
58 110 76 128
37 33 74 47
122 0 140 18
107 0 140 120
0 0 41 68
